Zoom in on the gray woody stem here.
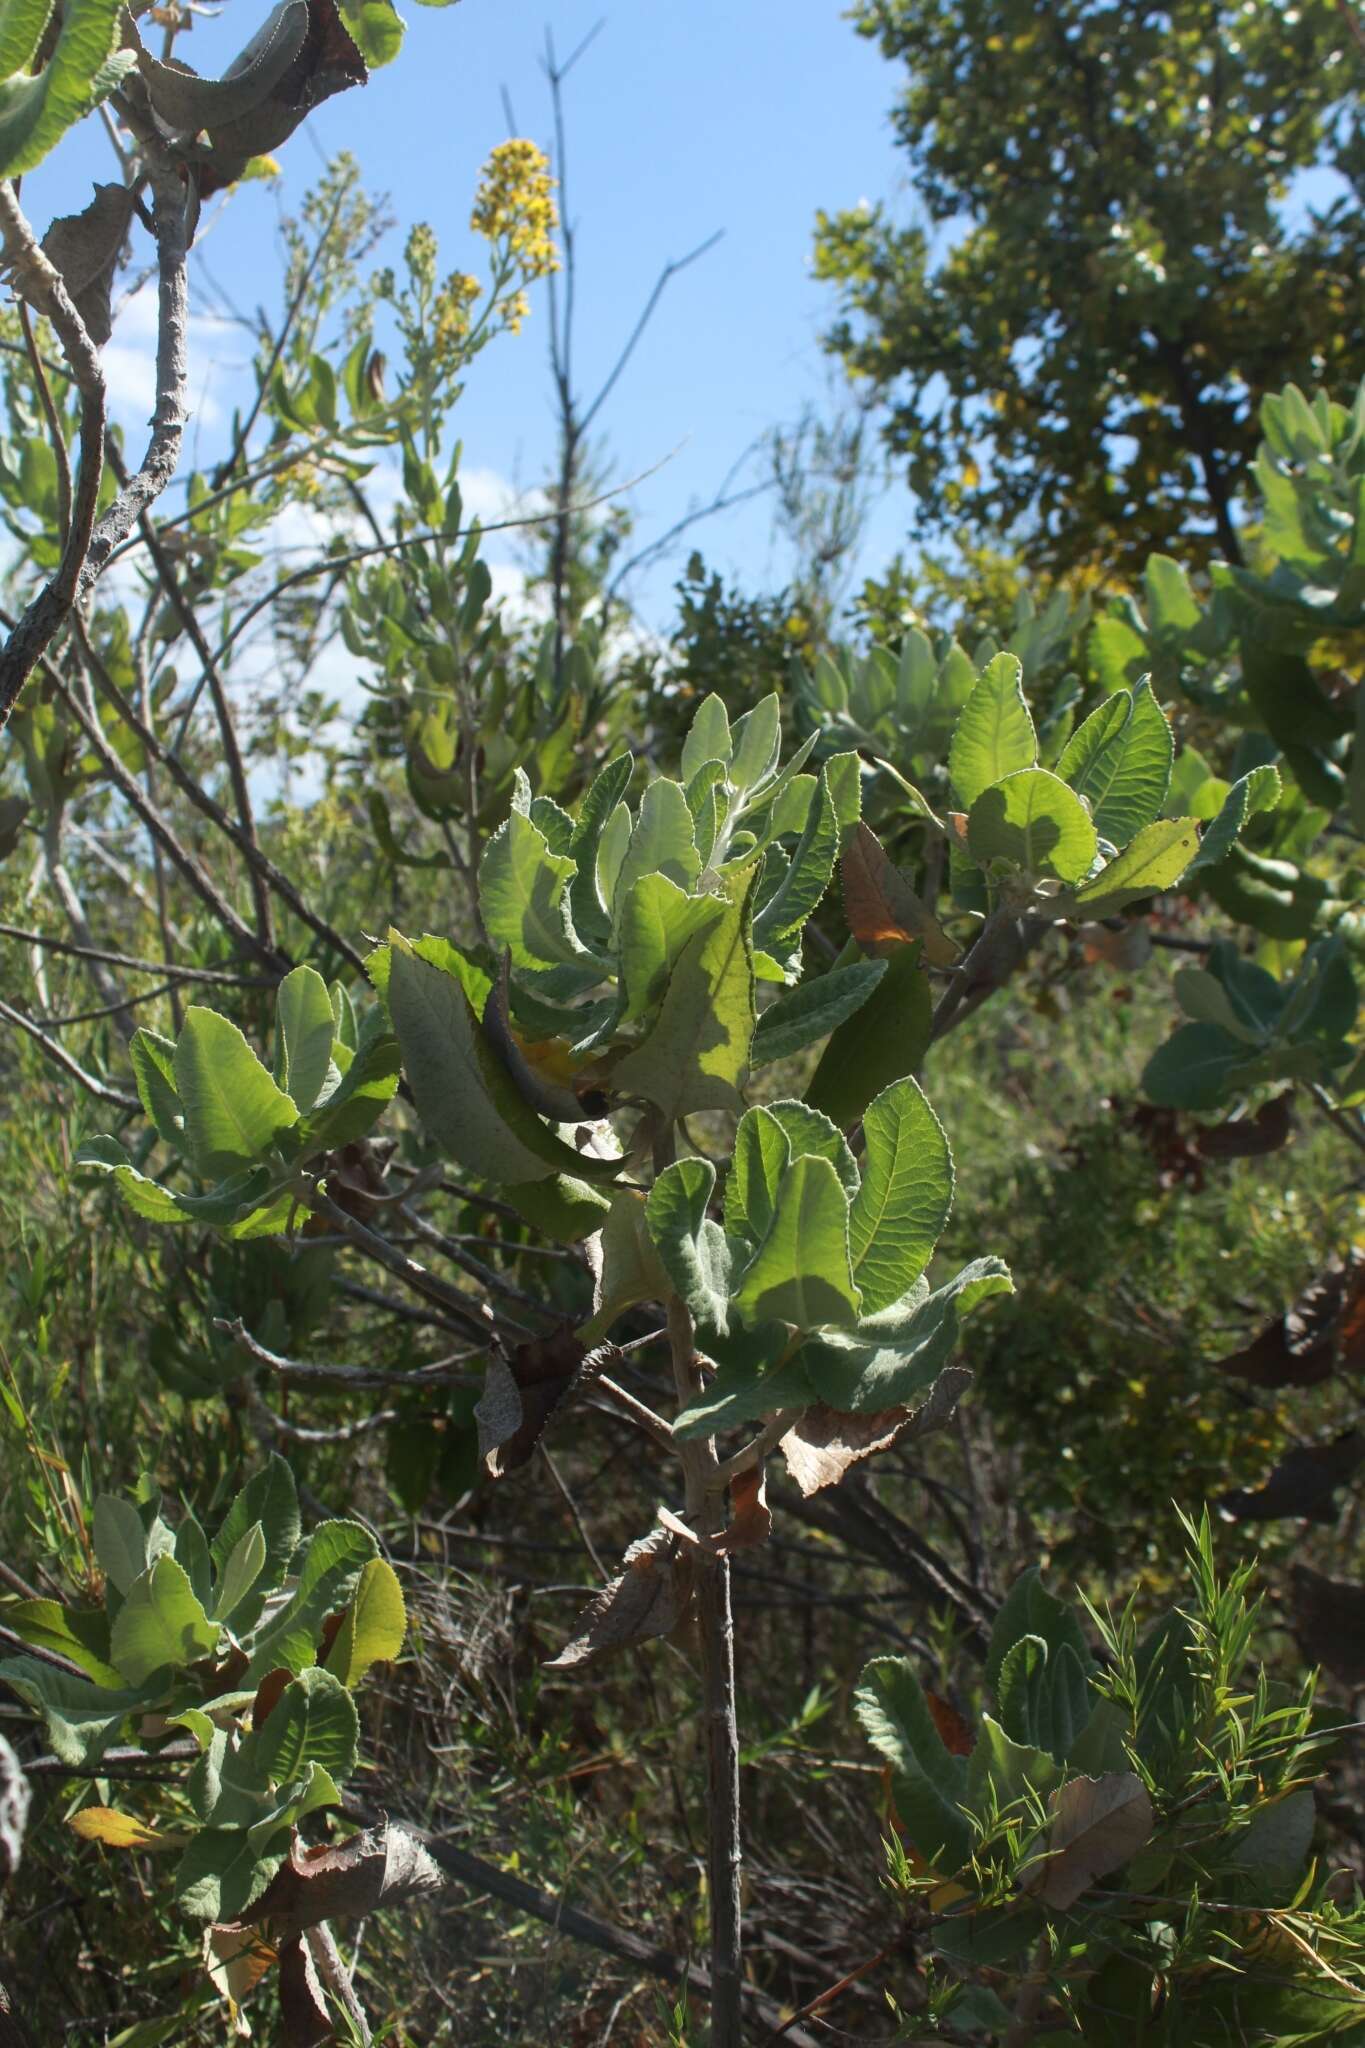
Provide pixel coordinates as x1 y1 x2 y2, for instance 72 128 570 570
0 181 106 731
665 1293 744 2047
304 1924 372 2046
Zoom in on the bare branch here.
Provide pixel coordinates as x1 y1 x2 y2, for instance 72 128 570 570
0 181 106 730
0 997 140 1108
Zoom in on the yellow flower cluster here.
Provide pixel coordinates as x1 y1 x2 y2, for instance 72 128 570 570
433 270 483 364
470 139 560 282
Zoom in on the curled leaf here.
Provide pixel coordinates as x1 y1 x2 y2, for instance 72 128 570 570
546 1529 694 1669
474 1329 595 1478
248 1824 442 1937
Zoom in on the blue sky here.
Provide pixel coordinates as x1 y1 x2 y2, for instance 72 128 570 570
25 0 917 634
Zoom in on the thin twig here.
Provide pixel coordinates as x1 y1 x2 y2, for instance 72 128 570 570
0 998 140 1108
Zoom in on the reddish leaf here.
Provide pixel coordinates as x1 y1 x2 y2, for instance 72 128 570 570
1200 1092 1294 1160
924 1691 974 1758
841 822 959 967
252 1667 292 1729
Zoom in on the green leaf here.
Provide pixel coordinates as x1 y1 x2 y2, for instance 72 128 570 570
337 0 402 65
618 873 723 1023
1070 817 1200 913
725 1104 792 1247
729 693 782 790
93 1493 148 1595
964 1713 1061 1817
612 869 756 1122
645 1158 732 1335
0 0 134 180
577 1190 669 1344
751 958 887 1065
387 941 607 1184
173 1007 298 1177
0 0 57 81
110 1555 218 1684
568 761 635 946
1064 680 1172 846
210 1453 299 1635
803 1257 1012 1413
967 769 1097 883
244 1520 378 1682
1141 1022 1253 1111
752 769 838 949
272 965 337 1112
680 692 733 782
238 1664 361 1789
173 1829 283 1922
479 812 586 970
325 1556 406 1688
503 1173 612 1244
128 1029 184 1148
849 1078 954 1315
986 1567 1095 1697
295 1023 401 1155
997 1636 1095 1764
210 1521 266 1625
855 1656 971 1872
0 1656 150 1766
1056 688 1132 794
948 652 1036 809
805 943 932 1127
2 1601 121 1687
672 1345 814 1441
613 778 701 916
1187 764 1282 874
732 1154 860 1331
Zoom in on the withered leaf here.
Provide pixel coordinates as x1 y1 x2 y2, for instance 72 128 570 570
252 1666 292 1729
780 1367 973 1498
1028 1772 1153 1909
203 1923 276 2012
1289 1564 1365 1688
194 0 371 196
1200 1092 1294 1161
249 1826 442 1938
713 1466 771 1554
277 1934 332 2048
474 1328 595 1478
1219 1430 1365 1524
41 184 137 347
841 821 959 967
546 1528 695 1670
136 1 310 135
1214 1253 1363 1390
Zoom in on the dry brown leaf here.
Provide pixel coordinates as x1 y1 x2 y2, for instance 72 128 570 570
546 1529 695 1669
713 1466 772 1554
247 1825 442 1939
780 1367 973 1497
1289 1564 1365 1687
925 1691 974 1758
1029 1772 1153 1909
41 185 137 347
841 822 960 967
277 1934 333 2048
474 1328 593 1478
1219 1430 1365 1523
203 1923 276 2013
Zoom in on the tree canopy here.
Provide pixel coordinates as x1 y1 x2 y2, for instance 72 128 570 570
816 0 1364 580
